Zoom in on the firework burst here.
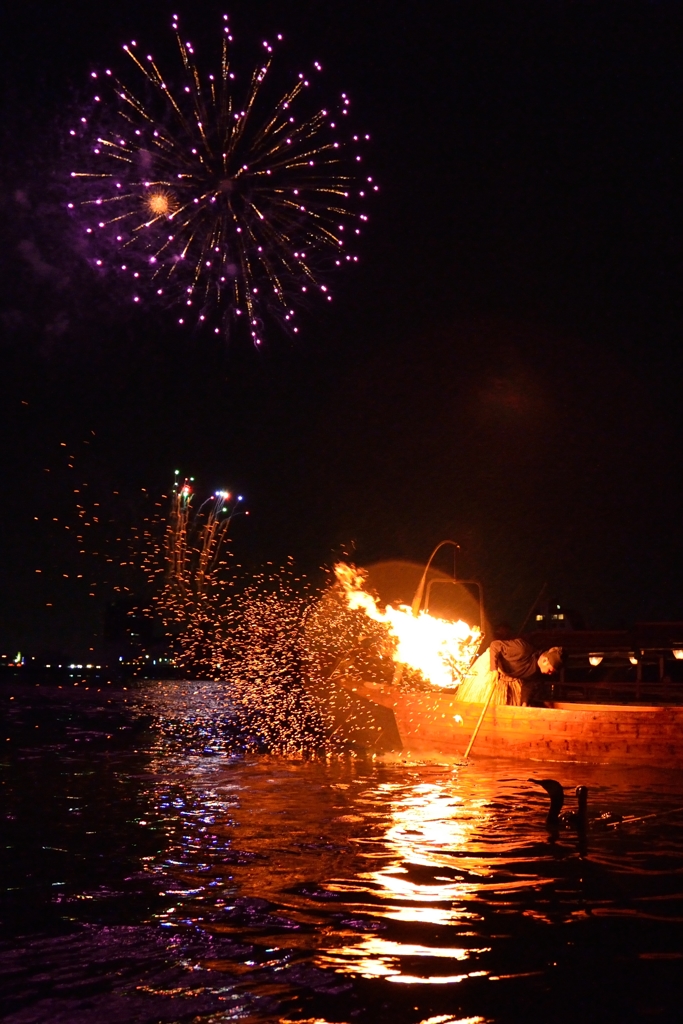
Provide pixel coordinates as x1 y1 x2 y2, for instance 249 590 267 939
67 12 375 344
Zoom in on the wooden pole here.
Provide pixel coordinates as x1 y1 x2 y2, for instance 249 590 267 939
462 674 498 760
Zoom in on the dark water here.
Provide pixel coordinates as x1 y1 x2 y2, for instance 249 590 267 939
3 679 683 1023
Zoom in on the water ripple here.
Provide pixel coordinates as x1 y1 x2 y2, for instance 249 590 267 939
3 679 683 1022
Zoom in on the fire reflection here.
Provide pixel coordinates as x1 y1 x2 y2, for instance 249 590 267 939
138 739 533 990
317 778 495 983
319 934 490 980
359 782 492 904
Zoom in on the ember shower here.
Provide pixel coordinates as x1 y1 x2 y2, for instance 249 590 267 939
67 12 376 344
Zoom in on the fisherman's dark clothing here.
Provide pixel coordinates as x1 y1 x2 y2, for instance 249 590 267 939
489 638 539 679
489 639 540 704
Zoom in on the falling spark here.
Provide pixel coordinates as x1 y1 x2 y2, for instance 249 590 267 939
68 471 440 754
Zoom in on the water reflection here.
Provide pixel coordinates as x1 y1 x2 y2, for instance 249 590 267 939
4 679 683 1024
132 681 683 1017
139 736 683 998
315 775 530 984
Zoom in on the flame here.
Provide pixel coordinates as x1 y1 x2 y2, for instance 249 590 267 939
334 563 481 688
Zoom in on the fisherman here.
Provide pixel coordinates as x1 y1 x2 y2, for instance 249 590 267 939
456 639 563 706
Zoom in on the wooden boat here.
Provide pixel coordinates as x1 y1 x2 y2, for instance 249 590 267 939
341 679 683 767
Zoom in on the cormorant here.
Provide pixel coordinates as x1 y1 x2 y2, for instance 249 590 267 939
529 777 589 830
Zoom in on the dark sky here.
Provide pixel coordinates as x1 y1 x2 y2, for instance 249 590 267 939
3 0 683 655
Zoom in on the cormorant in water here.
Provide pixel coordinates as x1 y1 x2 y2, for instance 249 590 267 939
529 778 589 830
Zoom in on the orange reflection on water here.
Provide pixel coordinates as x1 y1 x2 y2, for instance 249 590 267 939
317 777 495 983
389 971 489 985
358 781 492 905
416 1017 487 1024
141 746 539 989
319 934 491 980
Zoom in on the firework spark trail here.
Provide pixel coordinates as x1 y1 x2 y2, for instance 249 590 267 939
218 577 334 754
58 462 245 672
155 472 247 675
133 538 395 754
148 558 482 756
38 436 170 608
139 569 342 756
143 569 400 757
67 12 376 344
69 477 482 753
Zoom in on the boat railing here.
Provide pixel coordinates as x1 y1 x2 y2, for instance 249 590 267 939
523 625 683 704
552 679 683 705
549 646 683 704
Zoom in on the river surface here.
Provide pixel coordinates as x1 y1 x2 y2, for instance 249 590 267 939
2 678 683 1023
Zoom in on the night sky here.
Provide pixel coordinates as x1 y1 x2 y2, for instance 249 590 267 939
3 0 683 656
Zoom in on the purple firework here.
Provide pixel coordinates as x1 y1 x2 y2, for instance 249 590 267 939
67 12 376 345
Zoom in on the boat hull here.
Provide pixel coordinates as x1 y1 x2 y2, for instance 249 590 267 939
343 680 683 766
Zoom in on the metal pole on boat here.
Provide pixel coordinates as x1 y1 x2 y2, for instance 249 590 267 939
411 540 461 616
462 676 498 760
